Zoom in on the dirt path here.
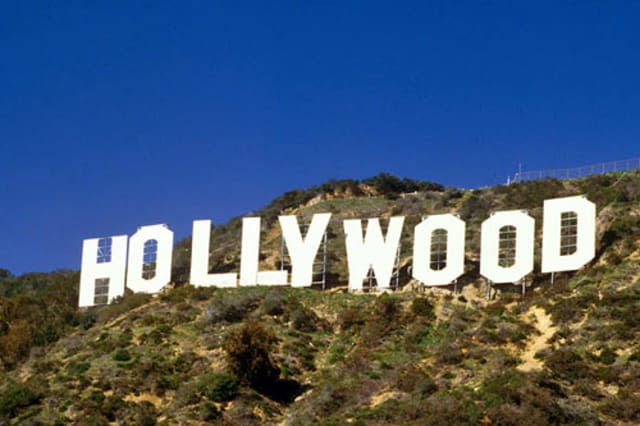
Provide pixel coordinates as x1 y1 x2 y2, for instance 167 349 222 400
517 306 557 372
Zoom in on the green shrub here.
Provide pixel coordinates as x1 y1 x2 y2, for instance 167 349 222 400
600 389 640 422
396 367 437 397
545 348 592 381
67 361 90 375
205 291 262 324
337 308 365 331
160 284 215 303
89 391 106 404
199 372 239 402
599 348 617 365
200 401 221 421
628 351 640 363
112 349 131 362
262 289 287 316
79 310 97 330
373 294 400 323
290 305 320 332
134 400 157 426
100 396 126 421
411 297 435 318
480 369 527 407
96 292 152 324
0 380 42 417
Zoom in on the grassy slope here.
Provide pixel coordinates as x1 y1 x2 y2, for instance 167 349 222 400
2 172 640 424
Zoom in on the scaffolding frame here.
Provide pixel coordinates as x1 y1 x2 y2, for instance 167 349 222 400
430 228 448 271
560 212 578 256
366 243 402 292
280 223 329 289
498 225 517 268
93 278 110 306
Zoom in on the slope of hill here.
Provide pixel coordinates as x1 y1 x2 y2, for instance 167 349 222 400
2 172 640 424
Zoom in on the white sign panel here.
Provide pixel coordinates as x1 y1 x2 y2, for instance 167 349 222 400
190 220 238 287
79 235 128 308
541 196 596 273
126 224 174 294
480 211 535 284
344 217 404 291
279 213 331 287
239 217 288 286
412 214 466 286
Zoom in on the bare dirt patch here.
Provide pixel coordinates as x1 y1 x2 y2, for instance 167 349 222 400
517 306 557 372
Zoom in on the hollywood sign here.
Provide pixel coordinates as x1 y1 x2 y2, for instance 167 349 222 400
78 195 595 307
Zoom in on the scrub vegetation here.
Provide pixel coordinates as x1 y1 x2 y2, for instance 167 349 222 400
2 171 640 424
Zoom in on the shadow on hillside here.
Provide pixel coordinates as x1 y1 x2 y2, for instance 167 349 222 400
257 379 308 405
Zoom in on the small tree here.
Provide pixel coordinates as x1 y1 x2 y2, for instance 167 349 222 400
223 321 279 389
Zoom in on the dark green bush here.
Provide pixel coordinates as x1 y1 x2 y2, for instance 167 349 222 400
224 321 279 388
96 292 152 324
262 289 287 316
199 372 239 402
79 310 97 330
67 361 90 375
600 389 640 422
0 380 42 417
337 307 365 331
545 348 592 381
290 305 320 332
396 367 437 397
160 284 215 303
205 290 262 324
364 173 444 199
200 401 221 421
411 297 435 318
599 348 617 365
100 396 126 421
628 351 640 363
112 349 131 362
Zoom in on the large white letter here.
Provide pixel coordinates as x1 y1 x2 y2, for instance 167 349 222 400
190 220 237 287
412 214 466 286
239 217 288 286
480 211 534 284
127 224 174 293
344 217 404 291
279 213 331 287
541 195 596 273
79 235 128 307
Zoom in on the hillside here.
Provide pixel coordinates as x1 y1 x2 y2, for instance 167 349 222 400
2 172 640 425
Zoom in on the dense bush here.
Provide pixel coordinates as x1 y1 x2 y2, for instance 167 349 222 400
395 366 437 397
0 380 42 418
112 349 132 362
0 270 80 369
199 372 239 402
545 348 592 381
204 290 262 324
289 304 321 332
600 388 640 422
337 307 366 331
262 289 287 316
224 321 280 388
411 297 435 318
363 173 444 199
96 292 153 324
199 401 221 421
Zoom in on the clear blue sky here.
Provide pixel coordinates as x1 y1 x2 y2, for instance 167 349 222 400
2 2 639 274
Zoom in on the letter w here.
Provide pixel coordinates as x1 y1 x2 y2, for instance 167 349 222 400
343 217 404 291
